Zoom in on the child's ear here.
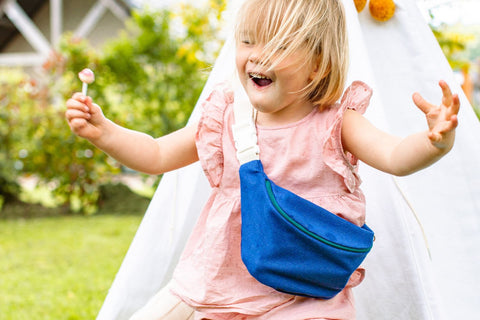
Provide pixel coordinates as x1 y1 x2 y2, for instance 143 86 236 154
309 56 331 82
309 57 321 81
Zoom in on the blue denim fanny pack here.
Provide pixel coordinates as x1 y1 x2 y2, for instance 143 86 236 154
232 91 374 299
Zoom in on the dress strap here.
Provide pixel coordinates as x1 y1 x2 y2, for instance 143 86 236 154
232 86 260 164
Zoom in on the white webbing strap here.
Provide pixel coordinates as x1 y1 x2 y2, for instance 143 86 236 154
232 89 260 164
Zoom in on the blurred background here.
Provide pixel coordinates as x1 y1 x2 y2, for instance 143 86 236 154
0 0 478 318
417 0 480 116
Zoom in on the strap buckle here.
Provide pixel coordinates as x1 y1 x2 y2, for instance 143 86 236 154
232 119 260 164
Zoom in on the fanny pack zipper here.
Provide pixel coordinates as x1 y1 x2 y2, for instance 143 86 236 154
265 180 371 253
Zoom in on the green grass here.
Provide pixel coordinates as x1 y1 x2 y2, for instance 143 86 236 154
0 184 149 319
0 215 143 320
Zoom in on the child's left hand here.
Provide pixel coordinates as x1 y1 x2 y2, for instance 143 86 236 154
412 80 460 150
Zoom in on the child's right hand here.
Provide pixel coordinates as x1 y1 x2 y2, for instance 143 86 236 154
65 93 106 142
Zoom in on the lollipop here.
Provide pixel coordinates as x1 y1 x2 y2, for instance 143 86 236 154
78 68 95 95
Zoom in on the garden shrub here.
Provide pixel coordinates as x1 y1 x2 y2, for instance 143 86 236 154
0 1 225 214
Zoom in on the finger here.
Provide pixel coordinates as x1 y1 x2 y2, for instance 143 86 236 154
72 92 87 101
434 117 458 135
443 114 458 132
447 94 460 118
429 116 458 141
439 80 453 107
66 98 90 112
428 131 442 143
71 92 93 105
412 92 433 115
69 118 88 133
84 96 93 107
65 109 91 122
88 103 103 117
449 114 458 129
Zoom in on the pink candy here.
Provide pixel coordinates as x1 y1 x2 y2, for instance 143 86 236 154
78 68 95 95
78 68 95 84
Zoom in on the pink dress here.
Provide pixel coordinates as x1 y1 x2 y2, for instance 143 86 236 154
170 81 373 320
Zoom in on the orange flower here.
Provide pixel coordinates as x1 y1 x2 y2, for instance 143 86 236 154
369 0 396 21
354 0 367 12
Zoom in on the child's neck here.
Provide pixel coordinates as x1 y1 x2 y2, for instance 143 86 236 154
255 103 317 127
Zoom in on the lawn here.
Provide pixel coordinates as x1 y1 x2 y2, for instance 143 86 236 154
0 186 149 319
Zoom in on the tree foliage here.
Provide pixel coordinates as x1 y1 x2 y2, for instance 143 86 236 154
0 2 225 213
429 19 480 116
430 24 475 70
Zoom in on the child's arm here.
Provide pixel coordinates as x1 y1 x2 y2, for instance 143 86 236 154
342 80 460 176
65 93 199 175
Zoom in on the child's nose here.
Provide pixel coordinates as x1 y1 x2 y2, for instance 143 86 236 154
248 46 264 65
248 52 260 64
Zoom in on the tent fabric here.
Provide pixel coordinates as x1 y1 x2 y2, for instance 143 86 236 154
97 1 480 319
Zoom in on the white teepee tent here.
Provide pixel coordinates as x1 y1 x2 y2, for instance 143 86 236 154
97 1 480 319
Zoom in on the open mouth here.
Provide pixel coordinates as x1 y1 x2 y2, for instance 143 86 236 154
249 72 272 87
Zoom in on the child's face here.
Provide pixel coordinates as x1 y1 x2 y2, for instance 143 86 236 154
236 39 318 125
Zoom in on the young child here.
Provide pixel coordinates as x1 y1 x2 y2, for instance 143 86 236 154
66 0 459 319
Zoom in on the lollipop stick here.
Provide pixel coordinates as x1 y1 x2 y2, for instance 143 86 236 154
82 82 88 96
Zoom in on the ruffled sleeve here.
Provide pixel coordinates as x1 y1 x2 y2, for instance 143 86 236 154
322 81 373 193
195 83 234 188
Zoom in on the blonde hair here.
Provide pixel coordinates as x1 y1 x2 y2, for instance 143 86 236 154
235 0 349 108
